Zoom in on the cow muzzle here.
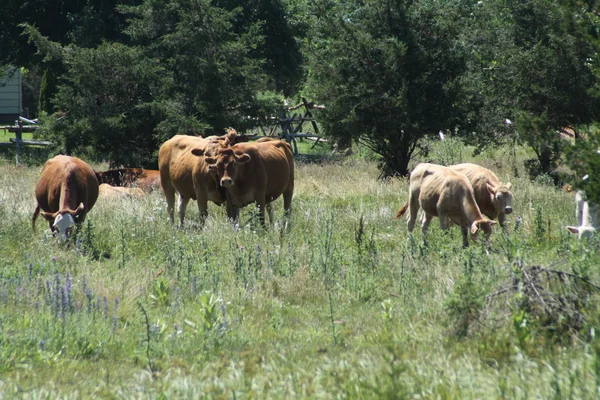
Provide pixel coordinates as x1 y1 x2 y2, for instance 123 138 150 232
504 206 513 214
220 177 233 188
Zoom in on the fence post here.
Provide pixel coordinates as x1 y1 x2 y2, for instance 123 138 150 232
15 119 22 166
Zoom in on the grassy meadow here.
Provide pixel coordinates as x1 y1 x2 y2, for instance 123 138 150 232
1 140 600 398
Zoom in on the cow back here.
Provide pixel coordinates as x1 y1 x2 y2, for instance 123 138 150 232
35 155 99 215
411 163 483 223
449 163 505 219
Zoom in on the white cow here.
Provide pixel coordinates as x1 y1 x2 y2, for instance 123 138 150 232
567 190 598 240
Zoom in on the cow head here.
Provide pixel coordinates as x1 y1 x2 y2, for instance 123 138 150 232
470 219 497 242
489 182 513 215
41 203 85 241
192 148 251 188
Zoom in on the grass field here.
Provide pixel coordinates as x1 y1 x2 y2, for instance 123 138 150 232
0 141 599 398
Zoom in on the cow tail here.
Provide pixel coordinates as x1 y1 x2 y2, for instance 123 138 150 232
32 204 40 231
394 202 408 219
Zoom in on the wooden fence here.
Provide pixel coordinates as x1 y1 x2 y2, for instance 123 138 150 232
0 116 52 165
258 97 324 154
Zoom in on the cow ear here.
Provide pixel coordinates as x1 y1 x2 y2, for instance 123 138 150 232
191 148 205 157
205 157 217 165
235 153 251 164
567 226 580 234
486 183 496 194
470 222 479 235
505 182 512 190
208 164 217 172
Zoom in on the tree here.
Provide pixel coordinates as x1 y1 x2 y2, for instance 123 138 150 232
565 131 600 204
304 0 473 177
464 0 600 179
215 0 306 97
122 0 277 139
25 0 283 165
1 0 141 117
34 42 165 167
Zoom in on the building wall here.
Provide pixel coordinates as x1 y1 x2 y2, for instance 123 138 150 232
0 68 22 123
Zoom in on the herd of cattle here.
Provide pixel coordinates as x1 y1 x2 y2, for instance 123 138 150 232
29 129 597 244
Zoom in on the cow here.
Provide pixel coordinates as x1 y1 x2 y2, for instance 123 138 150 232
158 134 237 227
99 183 144 199
95 168 161 192
32 155 99 241
395 163 497 247
195 138 295 227
448 163 513 226
567 190 598 240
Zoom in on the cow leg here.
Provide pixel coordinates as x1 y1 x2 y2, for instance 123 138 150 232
420 213 433 244
407 191 420 232
438 214 449 230
196 191 209 227
283 184 293 219
226 199 239 226
460 226 469 248
498 212 506 228
163 186 176 224
178 195 190 227
266 202 275 226
255 193 268 228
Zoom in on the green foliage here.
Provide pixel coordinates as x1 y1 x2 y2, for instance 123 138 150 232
38 42 162 166
150 279 171 308
464 0 600 176
305 0 473 176
37 68 57 115
122 0 270 135
217 0 306 96
565 130 600 204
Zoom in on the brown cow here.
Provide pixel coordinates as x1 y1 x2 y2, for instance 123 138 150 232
395 163 497 247
158 134 234 227
32 155 99 241
99 183 144 199
448 163 513 226
95 168 161 192
195 139 295 227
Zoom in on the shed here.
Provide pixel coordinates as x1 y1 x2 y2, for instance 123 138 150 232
0 67 22 123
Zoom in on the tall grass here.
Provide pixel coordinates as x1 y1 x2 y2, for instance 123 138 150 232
0 144 598 398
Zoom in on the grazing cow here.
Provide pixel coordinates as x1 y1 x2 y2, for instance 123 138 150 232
32 155 99 241
395 163 497 247
99 183 144 199
448 163 513 226
567 191 598 240
196 139 295 227
158 134 234 227
95 168 161 192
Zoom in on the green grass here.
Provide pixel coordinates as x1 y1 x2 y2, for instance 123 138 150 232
0 143 599 398
0 128 35 142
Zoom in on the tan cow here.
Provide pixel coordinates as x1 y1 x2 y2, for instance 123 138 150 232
158 134 235 227
32 155 99 241
395 163 497 247
448 163 513 226
99 183 144 199
95 168 161 192
195 139 295 227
